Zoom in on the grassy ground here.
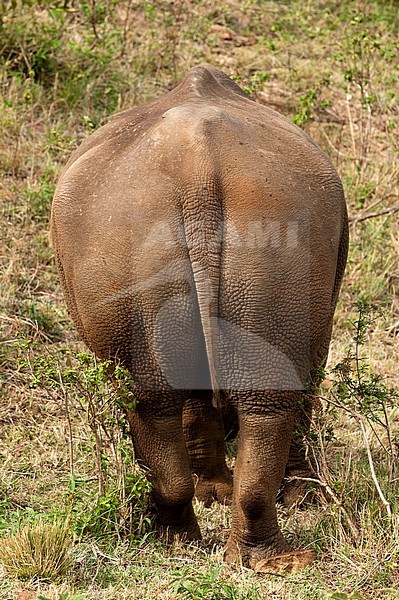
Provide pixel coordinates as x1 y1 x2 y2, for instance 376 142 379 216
0 1 398 598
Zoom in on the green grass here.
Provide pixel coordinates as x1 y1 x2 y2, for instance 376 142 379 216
0 0 398 598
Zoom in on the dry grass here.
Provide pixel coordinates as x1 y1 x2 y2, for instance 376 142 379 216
0 0 398 598
0 520 72 581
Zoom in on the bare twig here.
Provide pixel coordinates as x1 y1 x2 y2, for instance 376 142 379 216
358 418 392 519
287 475 361 541
320 126 352 158
57 367 74 480
349 205 399 223
387 319 399 334
346 92 357 160
87 394 105 496
120 0 134 58
382 401 397 483
89 0 99 49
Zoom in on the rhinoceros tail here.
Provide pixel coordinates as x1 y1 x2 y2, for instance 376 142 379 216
181 176 223 408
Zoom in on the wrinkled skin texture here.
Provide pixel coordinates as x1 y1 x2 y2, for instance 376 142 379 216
51 66 348 569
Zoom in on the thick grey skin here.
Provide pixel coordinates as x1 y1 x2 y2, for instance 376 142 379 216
51 66 348 566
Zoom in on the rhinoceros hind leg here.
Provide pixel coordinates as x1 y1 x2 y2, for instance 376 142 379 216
183 391 233 507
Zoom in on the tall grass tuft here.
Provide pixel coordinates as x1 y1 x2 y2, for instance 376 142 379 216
0 520 72 581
